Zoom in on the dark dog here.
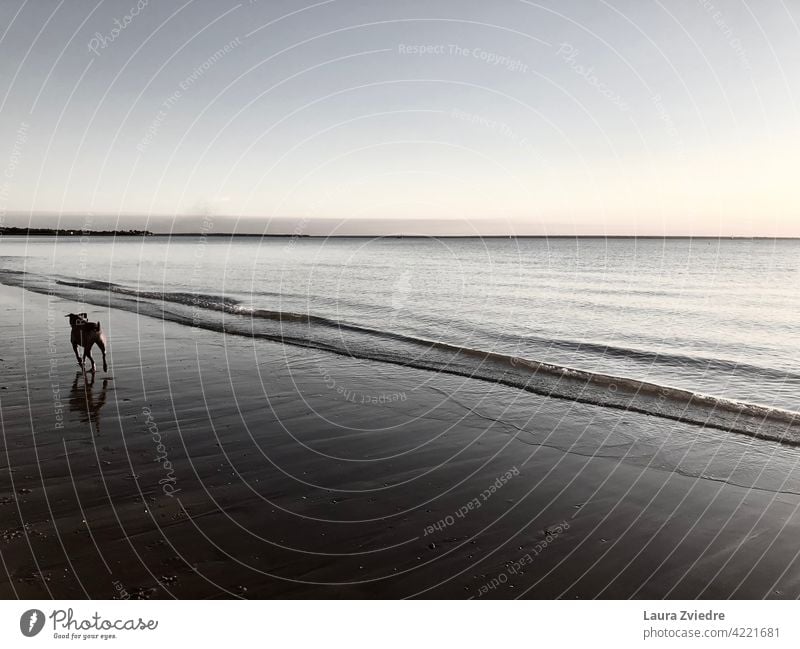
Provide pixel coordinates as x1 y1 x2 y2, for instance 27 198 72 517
66 313 108 373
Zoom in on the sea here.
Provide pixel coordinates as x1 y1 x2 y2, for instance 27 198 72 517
1 235 798 438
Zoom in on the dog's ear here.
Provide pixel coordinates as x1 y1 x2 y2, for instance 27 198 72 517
79 313 88 320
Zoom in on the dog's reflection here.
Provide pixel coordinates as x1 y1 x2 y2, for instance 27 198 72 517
69 371 109 434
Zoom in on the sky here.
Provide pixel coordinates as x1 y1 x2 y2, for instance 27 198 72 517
0 0 798 235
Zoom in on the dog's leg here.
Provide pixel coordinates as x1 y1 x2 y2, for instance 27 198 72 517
96 338 108 372
72 342 83 368
84 342 97 373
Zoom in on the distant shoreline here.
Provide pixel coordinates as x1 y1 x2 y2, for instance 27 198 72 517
2 228 798 240
0 227 153 236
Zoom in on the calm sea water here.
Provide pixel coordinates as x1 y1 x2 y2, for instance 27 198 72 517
2 236 798 412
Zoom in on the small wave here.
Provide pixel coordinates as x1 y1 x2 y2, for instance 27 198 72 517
3 268 798 445
483 329 800 384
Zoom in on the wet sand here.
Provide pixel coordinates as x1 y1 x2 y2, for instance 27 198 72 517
2 283 800 599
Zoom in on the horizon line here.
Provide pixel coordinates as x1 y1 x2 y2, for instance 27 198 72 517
3 228 799 240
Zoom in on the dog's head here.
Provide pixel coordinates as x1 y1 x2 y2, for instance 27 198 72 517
65 313 89 327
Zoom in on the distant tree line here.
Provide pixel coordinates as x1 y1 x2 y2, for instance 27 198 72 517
0 227 153 236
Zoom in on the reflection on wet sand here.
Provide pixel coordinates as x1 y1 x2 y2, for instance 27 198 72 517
69 371 109 434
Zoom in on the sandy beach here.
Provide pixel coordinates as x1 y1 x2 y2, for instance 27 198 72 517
2 281 800 599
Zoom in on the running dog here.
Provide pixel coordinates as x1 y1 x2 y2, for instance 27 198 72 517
65 312 108 373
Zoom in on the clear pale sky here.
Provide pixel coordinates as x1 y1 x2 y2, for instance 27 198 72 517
0 0 798 235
